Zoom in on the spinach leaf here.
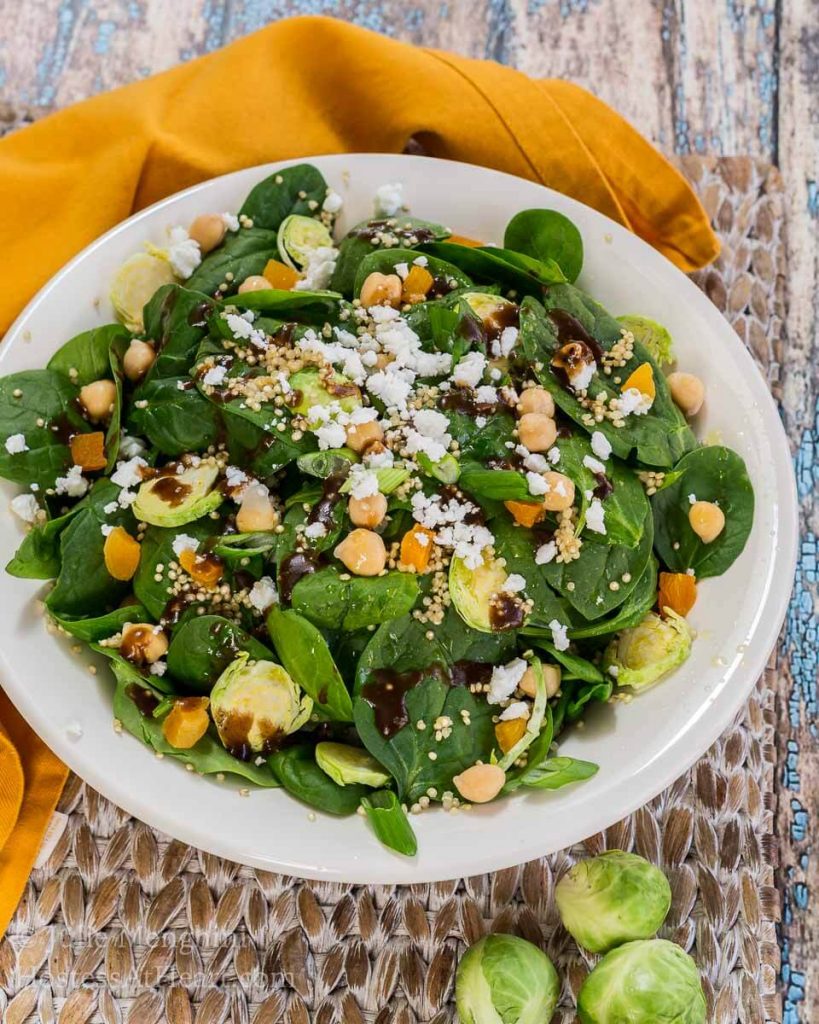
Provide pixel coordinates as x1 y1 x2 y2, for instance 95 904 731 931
503 704 554 792
360 790 417 856
518 637 604 683
352 248 471 296
267 607 354 721
269 745 366 815
239 164 329 230
421 242 566 294
491 518 577 627
568 556 657 639
444 407 517 461
515 756 598 790
0 370 87 488
127 377 221 456
226 289 344 322
134 519 217 620
47 324 131 385
50 604 149 642
354 668 495 802
504 209 583 283
186 227 281 297
459 464 530 502
107 656 279 786
166 615 273 693
332 217 450 296
563 677 614 720
141 285 215 380
651 445 754 578
290 568 419 632
6 506 77 579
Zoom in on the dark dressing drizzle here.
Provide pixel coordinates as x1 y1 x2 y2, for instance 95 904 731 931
593 471 614 500
548 309 605 362
449 661 494 689
484 302 520 342
279 549 322 605
218 712 283 762
126 683 159 717
489 592 527 632
187 300 214 328
149 475 192 508
361 665 446 738
307 471 346 531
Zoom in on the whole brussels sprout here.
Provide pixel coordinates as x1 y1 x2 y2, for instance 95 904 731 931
603 610 691 690
456 933 560 1024
577 939 706 1024
555 851 671 953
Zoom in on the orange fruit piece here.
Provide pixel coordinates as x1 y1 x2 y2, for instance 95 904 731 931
70 431 107 471
103 526 141 581
399 524 436 572
262 259 300 290
621 362 656 401
448 233 484 248
504 499 546 528
162 697 210 749
179 548 223 588
401 264 434 304
495 717 527 753
658 571 697 617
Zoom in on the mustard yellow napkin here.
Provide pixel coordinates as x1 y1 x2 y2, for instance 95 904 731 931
0 15 718 936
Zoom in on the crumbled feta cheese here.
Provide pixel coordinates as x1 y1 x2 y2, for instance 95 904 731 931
489 367 502 381
54 465 88 498
526 471 548 496
618 387 652 416
293 245 338 292
223 312 268 349
322 190 343 214
547 446 561 465
249 576 279 612
150 661 167 677
499 701 530 721
203 364 228 387
504 573 527 594
475 385 498 405
688 493 697 505
570 360 596 392
10 493 39 522
451 351 487 389
535 541 557 565
4 433 28 455
591 430 612 460
222 212 240 232
491 325 519 358
117 489 137 509
111 456 147 489
412 255 428 267
119 435 146 459
394 261 409 280
303 522 328 540
347 464 380 499
523 452 549 473
364 446 394 469
366 368 413 412
166 226 202 279
583 454 607 475
607 664 620 678
315 421 347 450
349 405 379 425
225 465 249 494
549 619 570 651
172 534 199 557
374 182 404 217
413 408 450 438
410 490 493 568
405 429 448 463
585 498 607 535
101 524 114 537
487 658 528 705
475 416 487 428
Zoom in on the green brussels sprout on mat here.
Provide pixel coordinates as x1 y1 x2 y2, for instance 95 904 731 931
455 934 560 1024
555 850 671 953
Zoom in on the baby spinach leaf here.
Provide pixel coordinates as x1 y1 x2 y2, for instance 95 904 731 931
421 242 566 294
134 519 218 620
491 517 577 627
504 209 584 283
332 217 450 296
519 637 604 683
651 445 754 578
186 227 281 297
107 658 279 787
445 407 517 461
354 667 495 802
0 370 87 488
360 790 417 856
269 745 366 815
166 615 273 693
47 323 131 385
563 677 614 720
141 284 215 380
225 288 344 322
352 248 471 296
6 505 77 579
50 604 148 643
516 756 598 790
568 556 657 639
459 464 530 502
239 163 329 230
267 606 354 721
127 377 221 456
290 568 419 632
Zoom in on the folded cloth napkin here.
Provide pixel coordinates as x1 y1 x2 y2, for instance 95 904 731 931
0 15 718 936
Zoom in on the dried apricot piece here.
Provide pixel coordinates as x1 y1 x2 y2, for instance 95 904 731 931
70 431 107 471
103 526 141 581
162 697 210 749
621 362 656 401
179 549 223 588
447 233 484 248
658 571 697 617
263 259 301 290
504 499 545 528
401 264 434 304
399 524 436 572
495 717 527 753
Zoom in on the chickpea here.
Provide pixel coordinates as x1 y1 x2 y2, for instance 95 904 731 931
238 274 272 294
518 412 557 452
345 419 384 453
334 529 387 576
667 372 705 417
188 213 227 254
79 379 117 423
359 272 402 309
519 663 561 699
121 622 168 665
349 492 388 528
541 472 575 512
236 483 278 533
452 763 506 804
517 387 555 418
123 339 156 382
689 500 725 544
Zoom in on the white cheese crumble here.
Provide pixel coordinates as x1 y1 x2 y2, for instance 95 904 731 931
410 490 494 569
475 385 498 405
487 658 528 705
503 573 527 594
374 182 404 217
547 446 561 465
119 435 146 459
618 387 653 416
585 498 607 535
583 454 607 475
591 430 612 460
549 619 570 651
54 465 88 498
315 420 347 450
111 456 147 489
223 312 268 350
526 471 548 496
394 261 409 280
4 433 28 454
172 534 200 557
570 360 596 392
451 351 487 389
322 190 343 214
491 325 519 358
347 464 380 500
150 661 168 677
249 576 279 612
10 493 39 522
413 255 428 268
499 701 530 721
225 465 249 496
535 541 557 565
222 212 240 232
688 493 697 505
293 245 338 292
166 226 202 279
303 522 328 540
203 364 228 387
413 408 450 438
364 447 394 469
101 524 114 537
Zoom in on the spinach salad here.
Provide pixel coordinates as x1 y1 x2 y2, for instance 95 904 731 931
0 165 754 856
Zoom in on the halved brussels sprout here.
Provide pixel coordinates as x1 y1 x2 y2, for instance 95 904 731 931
297 448 359 478
456 934 560 1024
315 741 390 787
110 252 176 332
211 653 312 757
555 851 672 954
462 291 517 326
449 552 521 633
617 314 674 367
577 939 706 1024
287 367 362 418
416 451 461 484
132 463 224 527
603 610 691 690
277 214 334 271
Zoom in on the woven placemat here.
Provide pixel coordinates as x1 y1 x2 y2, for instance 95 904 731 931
0 155 785 1024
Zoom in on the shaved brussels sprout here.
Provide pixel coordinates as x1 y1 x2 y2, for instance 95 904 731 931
287 367 362 418
315 742 390 788
555 851 671 953
110 252 176 332
603 610 691 690
449 552 521 633
616 314 674 367
277 214 334 271
463 291 516 325
456 934 560 1024
577 939 706 1024
132 463 223 527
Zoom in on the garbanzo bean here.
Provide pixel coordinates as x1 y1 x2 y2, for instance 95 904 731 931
79 379 117 422
334 529 387 576
345 419 384 453
541 471 575 512
348 492 387 529
236 484 278 533
519 663 561 699
120 622 168 665
517 387 555 418
518 412 557 452
188 213 227 254
667 371 705 417
688 500 724 543
123 339 156 382
452 763 506 804
238 275 272 294
359 272 402 309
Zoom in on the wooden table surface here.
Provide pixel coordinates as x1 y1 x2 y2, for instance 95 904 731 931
0 1 816 1021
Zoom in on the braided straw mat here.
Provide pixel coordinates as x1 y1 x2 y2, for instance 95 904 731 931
0 151 785 1024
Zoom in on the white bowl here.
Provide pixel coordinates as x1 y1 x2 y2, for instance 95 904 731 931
0 155 797 883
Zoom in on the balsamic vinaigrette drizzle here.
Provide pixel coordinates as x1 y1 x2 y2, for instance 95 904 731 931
278 550 323 606
488 592 527 632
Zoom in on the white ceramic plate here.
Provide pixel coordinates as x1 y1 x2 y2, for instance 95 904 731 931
0 155 797 883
